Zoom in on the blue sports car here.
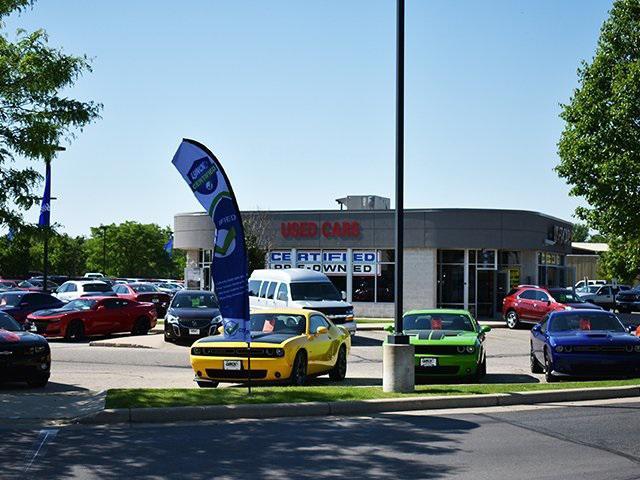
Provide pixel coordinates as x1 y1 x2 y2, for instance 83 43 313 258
530 309 640 382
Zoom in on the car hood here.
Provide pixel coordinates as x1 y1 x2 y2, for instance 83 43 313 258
0 329 47 346
551 331 640 346
167 308 220 319
30 307 75 318
408 330 479 346
565 302 602 310
196 332 299 345
294 300 351 309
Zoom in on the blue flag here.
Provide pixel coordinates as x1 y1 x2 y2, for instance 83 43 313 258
172 139 251 343
6 229 14 241
38 162 51 228
163 236 174 257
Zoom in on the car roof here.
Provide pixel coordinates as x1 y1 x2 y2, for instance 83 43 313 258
174 289 216 295
66 280 108 285
249 269 332 283
404 308 473 316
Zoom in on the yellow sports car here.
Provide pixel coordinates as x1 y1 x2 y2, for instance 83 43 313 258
190 308 351 387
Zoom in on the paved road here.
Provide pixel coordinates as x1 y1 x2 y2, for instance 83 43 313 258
3 397 640 479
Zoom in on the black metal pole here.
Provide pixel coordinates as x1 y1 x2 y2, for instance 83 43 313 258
247 342 252 395
389 0 408 344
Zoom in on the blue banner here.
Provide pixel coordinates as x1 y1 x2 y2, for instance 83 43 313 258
172 139 251 343
163 235 174 257
38 161 51 228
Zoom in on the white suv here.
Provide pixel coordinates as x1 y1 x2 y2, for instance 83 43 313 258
54 280 113 302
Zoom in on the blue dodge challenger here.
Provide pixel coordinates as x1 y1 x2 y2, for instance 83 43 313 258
530 309 640 382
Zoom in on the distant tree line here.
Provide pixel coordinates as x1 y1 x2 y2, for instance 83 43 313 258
0 222 185 279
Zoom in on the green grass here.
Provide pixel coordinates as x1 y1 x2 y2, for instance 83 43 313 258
105 379 640 409
356 318 393 324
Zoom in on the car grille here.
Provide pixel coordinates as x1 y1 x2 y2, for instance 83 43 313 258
33 321 49 334
179 318 212 328
414 345 474 355
303 307 352 323
205 369 267 379
0 345 33 358
567 346 632 354
415 366 460 375
617 293 640 301
194 347 280 358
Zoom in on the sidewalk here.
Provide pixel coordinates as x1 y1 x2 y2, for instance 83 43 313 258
0 390 106 424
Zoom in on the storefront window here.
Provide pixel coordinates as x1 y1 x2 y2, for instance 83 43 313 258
538 252 567 288
352 276 375 302
439 250 465 264
376 264 395 303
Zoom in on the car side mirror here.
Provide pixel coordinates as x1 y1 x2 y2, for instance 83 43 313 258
316 326 329 335
532 324 542 333
384 325 395 333
480 325 491 333
341 291 347 301
29 323 37 333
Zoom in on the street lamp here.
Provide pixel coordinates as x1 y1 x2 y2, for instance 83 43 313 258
100 225 108 275
383 0 415 393
41 145 65 293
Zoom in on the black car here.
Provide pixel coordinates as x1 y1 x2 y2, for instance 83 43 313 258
548 288 603 310
164 290 221 344
0 291 65 325
0 312 50 387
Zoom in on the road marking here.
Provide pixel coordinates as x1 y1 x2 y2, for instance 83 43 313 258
23 428 58 473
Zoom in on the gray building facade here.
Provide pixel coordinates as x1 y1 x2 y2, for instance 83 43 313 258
174 205 573 319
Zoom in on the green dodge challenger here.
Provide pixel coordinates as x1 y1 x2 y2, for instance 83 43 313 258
393 309 491 382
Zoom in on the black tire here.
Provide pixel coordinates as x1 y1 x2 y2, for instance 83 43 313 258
289 351 308 386
132 317 150 336
196 381 219 388
530 345 543 374
329 345 347 381
544 350 558 383
505 310 520 330
26 376 49 388
65 320 84 342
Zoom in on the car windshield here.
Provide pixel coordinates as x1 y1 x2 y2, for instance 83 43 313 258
585 286 600 293
290 282 341 301
83 283 111 292
0 293 23 306
250 314 306 335
0 314 21 331
132 284 158 293
61 299 96 311
550 290 583 303
549 312 625 333
403 313 476 332
172 293 218 309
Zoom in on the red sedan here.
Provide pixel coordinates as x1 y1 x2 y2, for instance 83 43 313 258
26 297 158 341
113 283 170 317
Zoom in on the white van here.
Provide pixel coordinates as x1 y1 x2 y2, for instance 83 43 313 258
248 269 356 335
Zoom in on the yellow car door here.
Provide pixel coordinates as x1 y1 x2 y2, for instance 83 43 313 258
306 314 334 373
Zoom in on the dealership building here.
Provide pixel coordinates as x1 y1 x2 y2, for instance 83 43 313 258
174 195 574 319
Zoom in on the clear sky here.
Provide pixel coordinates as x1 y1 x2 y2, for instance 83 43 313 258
5 0 613 236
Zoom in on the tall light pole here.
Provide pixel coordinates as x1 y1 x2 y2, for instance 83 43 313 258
383 0 414 393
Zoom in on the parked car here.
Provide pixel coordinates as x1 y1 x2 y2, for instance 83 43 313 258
0 291 65 325
615 287 640 314
577 284 631 310
83 272 105 279
0 280 18 292
27 297 158 340
547 288 602 310
113 283 171 317
395 309 491 382
54 280 113 302
190 308 350 388
574 279 607 290
18 279 59 291
248 269 356 336
503 285 570 329
164 290 221 344
530 309 640 382
0 312 50 387
153 282 183 297
30 275 69 286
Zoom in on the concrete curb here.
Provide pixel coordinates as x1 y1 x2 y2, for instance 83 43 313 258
79 385 640 425
88 342 154 349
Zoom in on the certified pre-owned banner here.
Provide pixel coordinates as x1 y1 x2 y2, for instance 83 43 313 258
172 139 251 343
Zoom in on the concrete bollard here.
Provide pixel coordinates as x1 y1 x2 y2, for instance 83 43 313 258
382 343 415 393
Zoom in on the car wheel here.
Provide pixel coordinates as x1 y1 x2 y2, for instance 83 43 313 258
471 357 487 382
289 351 308 386
329 345 347 381
505 310 520 329
530 344 543 374
544 350 557 383
26 376 49 388
196 381 219 388
65 320 84 342
132 317 150 336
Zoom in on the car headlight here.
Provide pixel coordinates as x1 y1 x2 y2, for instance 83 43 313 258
466 346 475 354
275 348 285 357
634 345 640 353
212 315 222 325
166 314 179 324
191 347 202 356
555 345 564 353
34 346 47 354
345 308 354 316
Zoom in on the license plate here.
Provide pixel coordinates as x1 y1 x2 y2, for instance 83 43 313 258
420 357 438 367
224 360 241 370
189 328 200 335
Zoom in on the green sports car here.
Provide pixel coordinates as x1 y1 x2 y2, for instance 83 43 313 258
400 309 491 382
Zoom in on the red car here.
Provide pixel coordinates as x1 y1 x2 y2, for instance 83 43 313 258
502 285 567 329
26 297 158 340
113 283 170 317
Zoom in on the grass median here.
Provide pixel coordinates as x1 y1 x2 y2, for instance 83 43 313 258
105 379 640 409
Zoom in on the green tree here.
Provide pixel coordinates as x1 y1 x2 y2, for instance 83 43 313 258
29 232 87 277
599 237 640 284
557 0 640 281
85 222 183 279
0 0 101 230
572 223 589 242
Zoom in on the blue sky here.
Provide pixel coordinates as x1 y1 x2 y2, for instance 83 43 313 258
6 0 612 236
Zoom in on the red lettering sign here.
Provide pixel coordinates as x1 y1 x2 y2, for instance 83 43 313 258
280 221 360 239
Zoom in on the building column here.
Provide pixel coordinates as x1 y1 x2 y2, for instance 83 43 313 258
291 248 297 269
346 248 353 303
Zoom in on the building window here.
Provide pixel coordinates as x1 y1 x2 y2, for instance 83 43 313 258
537 252 567 288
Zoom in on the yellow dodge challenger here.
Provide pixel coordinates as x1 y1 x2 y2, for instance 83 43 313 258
190 308 351 387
